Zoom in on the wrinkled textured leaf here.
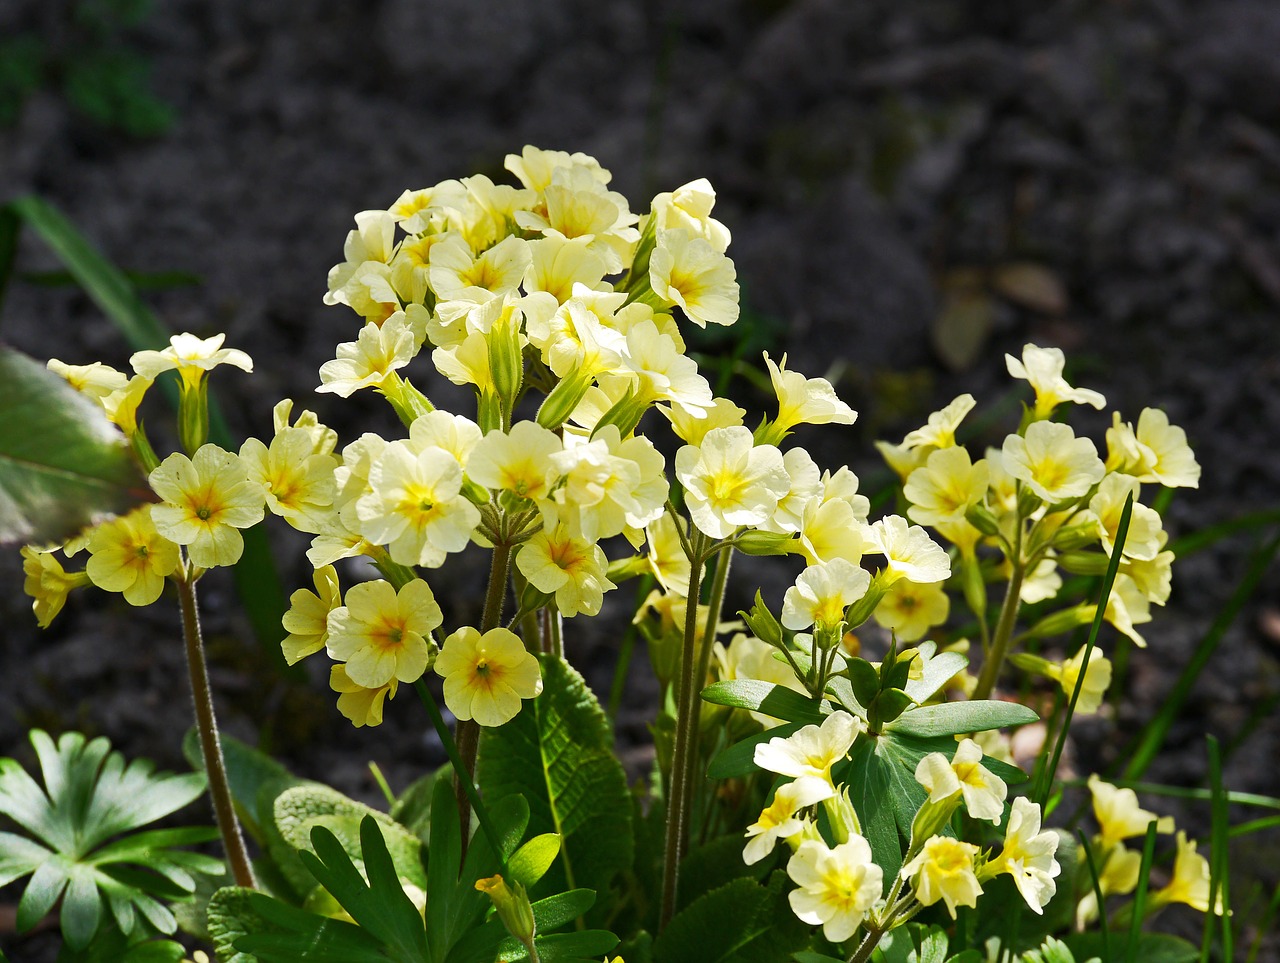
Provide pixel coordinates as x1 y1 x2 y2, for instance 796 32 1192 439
478 656 633 920
0 346 150 545
651 876 807 963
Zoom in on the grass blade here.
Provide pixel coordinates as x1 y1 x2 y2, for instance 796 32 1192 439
1123 531 1280 780
1128 819 1159 960
1203 736 1232 962
1245 881 1280 963
1078 831 1111 961
1036 494 1131 804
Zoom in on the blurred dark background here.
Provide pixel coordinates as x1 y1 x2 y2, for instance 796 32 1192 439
2 0 1279 954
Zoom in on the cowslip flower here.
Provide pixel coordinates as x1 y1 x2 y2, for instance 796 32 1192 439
356 443 480 568
326 578 442 689
435 626 543 727
743 776 833 865
1133 408 1200 488
1088 775 1173 849
281 565 341 665
84 507 180 606
796 495 865 566
902 394 976 450
47 359 128 403
21 547 90 627
1005 343 1105 417
1086 474 1163 561
1103 574 1152 647
467 421 562 502
900 836 983 918
755 711 861 785
781 559 871 634
330 664 397 729
661 395 745 446
904 446 989 527
873 579 950 643
763 353 857 437
515 523 616 617
317 314 417 397
648 228 739 327
983 797 1061 914
1150 831 1222 914
786 837 883 942
866 515 951 586
674 427 789 539
650 177 731 253
150 445 266 569
915 738 1007 823
130 332 253 389
1002 421 1105 504
240 428 339 534
1076 841 1142 926
1045 646 1112 714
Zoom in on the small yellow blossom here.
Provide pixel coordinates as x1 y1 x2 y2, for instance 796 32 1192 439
515 524 616 617
648 228 739 327
1087 774 1174 849
983 797 1061 914
754 711 861 785
467 422 563 501
866 515 951 586
661 396 745 446
650 177 731 253
902 394 976 450
317 315 417 397
904 445 989 527
915 738 1007 823
281 565 341 665
47 359 128 403
743 776 833 865
901 835 983 918
874 579 950 643
21 547 90 627
786 836 882 942
101 375 153 436
330 664 397 728
1133 408 1200 489
781 559 871 635
1151 831 1222 914
240 428 339 534
85 507 180 606
130 332 253 390
326 578 443 688
1002 421 1105 504
1085 474 1163 561
763 352 857 436
1005 343 1105 417
150 445 266 569
1045 646 1112 714
435 626 543 728
674 427 789 539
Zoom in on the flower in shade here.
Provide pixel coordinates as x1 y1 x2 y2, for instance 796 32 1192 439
149 445 266 569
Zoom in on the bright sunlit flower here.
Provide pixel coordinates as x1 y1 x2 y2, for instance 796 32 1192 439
435 626 543 727
1005 343 1105 417
904 445 989 527
786 836 882 942
866 515 951 586
649 228 739 327
915 738 1007 823
1045 646 1112 714
1133 408 1200 489
130 333 254 389
317 315 417 397
902 394 975 450
467 421 563 501
330 664 397 728
675 427 790 539
763 353 857 436
21 547 90 627
150 445 266 569
1151 831 1222 914
47 359 128 403
781 559 871 634
755 711 861 785
1085 473 1163 560
1002 421 1105 504
983 797 1061 914
327 578 443 689
743 776 833 865
901 836 983 919
84 507 180 606
240 428 339 534
515 523 616 617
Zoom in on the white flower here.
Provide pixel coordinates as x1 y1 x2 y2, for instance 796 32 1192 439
649 228 739 327
317 315 416 397
866 515 951 585
985 797 1061 914
743 776 833 865
764 353 857 434
781 559 871 633
914 738 1007 823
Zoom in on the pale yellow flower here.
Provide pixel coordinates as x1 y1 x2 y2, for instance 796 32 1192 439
743 776 833 865
674 427 789 539
21 547 90 627
1133 408 1200 488
130 332 253 390
660 395 746 446
874 579 950 643
1005 343 1105 417
1151 831 1222 914
47 359 128 403
435 626 543 727
431 233 531 302
523 235 606 304
1087 775 1174 849
85 507 180 606
781 560 872 634
1103 573 1152 647
1085 474 1163 560
915 738 1007 823
327 579 442 688
101 375 153 436
330 664 398 728
712 632 806 726
467 422 563 502
1002 421 1105 504
150 445 266 569
901 836 983 918
904 445 989 527
649 228 739 327
240 428 339 534
317 315 417 397
866 515 951 586
1045 646 1111 714
505 146 610 194
650 177 731 253
515 524 616 617
763 353 857 435
755 711 861 785
902 394 976 450
645 513 692 597
281 565 341 665
786 836 882 942
983 797 1061 914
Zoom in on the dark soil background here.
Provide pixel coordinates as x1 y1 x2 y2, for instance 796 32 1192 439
2 0 1279 958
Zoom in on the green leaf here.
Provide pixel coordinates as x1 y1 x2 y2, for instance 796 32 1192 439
230 890 396 962
62 865 103 948
273 784 426 889
652 876 808 963
699 680 827 724
478 656 634 921
886 700 1039 738
0 346 150 545
1065 931 1196 963
707 722 803 779
903 644 968 704
507 833 561 889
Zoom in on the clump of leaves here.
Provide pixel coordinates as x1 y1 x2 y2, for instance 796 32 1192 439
0 729 222 949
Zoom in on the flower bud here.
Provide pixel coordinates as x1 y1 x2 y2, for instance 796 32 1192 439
739 591 783 649
734 530 794 556
177 380 209 455
487 315 524 420
822 786 862 844
475 875 536 949
536 364 593 430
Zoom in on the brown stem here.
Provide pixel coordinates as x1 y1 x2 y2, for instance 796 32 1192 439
178 571 255 888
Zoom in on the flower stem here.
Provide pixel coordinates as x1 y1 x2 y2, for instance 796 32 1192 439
972 508 1025 701
177 570 255 888
660 532 708 928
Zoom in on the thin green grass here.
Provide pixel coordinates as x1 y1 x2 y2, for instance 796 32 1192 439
1078 831 1112 961
1203 736 1233 962
1128 820 1159 960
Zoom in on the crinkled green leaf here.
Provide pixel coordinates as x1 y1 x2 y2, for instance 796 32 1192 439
652 876 807 963
478 656 633 922
0 346 151 545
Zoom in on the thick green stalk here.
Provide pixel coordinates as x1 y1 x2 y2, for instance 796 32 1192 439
659 533 708 928
177 570 255 888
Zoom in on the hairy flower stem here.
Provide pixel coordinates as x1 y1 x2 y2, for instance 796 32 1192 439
972 511 1025 701
660 533 709 928
455 541 514 851
177 571 255 888
681 545 734 845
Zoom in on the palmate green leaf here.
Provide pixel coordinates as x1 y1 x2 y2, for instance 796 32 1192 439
478 656 633 921
885 700 1039 738
0 730 218 949
0 346 151 546
651 875 807 963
